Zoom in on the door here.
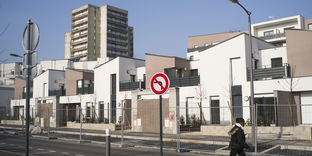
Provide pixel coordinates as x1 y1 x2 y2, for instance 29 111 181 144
211 98 220 124
301 92 312 124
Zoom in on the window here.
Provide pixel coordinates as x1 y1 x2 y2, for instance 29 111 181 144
271 57 283 68
263 30 274 36
191 69 198 76
254 59 259 69
86 102 91 118
130 75 136 82
189 55 194 61
308 24 312 30
43 83 47 97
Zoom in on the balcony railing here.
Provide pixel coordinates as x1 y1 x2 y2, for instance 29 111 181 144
77 87 94 95
247 64 290 81
119 81 145 91
259 33 285 40
49 89 65 97
170 75 200 87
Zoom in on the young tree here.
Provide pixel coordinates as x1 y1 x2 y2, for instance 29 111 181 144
195 84 207 125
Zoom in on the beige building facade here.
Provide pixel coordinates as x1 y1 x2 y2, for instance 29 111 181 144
66 4 134 61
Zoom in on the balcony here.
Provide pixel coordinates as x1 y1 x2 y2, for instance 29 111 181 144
72 19 88 27
71 33 88 40
247 64 290 81
72 11 88 21
49 89 65 97
71 39 88 46
77 87 94 95
72 25 88 33
169 75 200 87
259 33 285 40
71 45 88 52
120 81 145 91
107 19 127 28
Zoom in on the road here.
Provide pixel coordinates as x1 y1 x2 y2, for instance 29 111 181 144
0 133 213 156
1 125 312 156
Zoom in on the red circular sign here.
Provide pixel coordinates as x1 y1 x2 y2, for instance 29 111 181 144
150 73 170 95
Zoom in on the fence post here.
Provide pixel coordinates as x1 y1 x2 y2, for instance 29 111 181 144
48 108 50 138
80 108 82 141
176 104 180 152
121 101 124 146
22 109 25 135
106 128 111 156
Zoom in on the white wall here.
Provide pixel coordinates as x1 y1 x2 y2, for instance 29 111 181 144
258 47 287 68
33 70 65 98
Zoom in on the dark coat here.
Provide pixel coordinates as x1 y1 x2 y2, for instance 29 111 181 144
228 125 250 150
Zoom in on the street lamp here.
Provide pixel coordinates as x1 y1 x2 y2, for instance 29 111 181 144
10 53 23 58
229 0 256 153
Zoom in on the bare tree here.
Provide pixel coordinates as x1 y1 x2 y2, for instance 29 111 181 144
195 84 207 125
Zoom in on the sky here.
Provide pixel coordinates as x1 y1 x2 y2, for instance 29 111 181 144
1 0 312 63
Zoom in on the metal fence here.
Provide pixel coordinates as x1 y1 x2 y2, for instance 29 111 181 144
1 103 312 156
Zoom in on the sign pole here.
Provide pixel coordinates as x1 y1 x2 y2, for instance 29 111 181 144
150 72 169 156
25 20 31 156
159 95 163 156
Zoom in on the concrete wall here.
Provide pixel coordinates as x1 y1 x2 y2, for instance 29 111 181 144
64 32 71 59
66 122 116 131
286 30 312 77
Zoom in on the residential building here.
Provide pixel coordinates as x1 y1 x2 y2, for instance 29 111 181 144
65 4 134 61
0 62 23 86
251 15 305 46
186 15 312 126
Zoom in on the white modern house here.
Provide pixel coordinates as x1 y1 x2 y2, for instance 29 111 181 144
185 15 312 126
94 56 145 123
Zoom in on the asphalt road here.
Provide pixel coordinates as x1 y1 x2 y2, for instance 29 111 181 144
0 133 213 156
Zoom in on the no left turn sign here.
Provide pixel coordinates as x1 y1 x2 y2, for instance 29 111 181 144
150 72 170 95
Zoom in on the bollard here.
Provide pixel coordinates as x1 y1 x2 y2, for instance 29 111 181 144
106 128 111 156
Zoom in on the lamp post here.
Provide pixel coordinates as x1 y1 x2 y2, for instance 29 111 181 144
229 0 256 153
10 53 23 58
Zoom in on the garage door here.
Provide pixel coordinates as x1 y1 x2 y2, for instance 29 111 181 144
301 92 312 124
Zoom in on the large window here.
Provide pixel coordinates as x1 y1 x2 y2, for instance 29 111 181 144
255 97 275 126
